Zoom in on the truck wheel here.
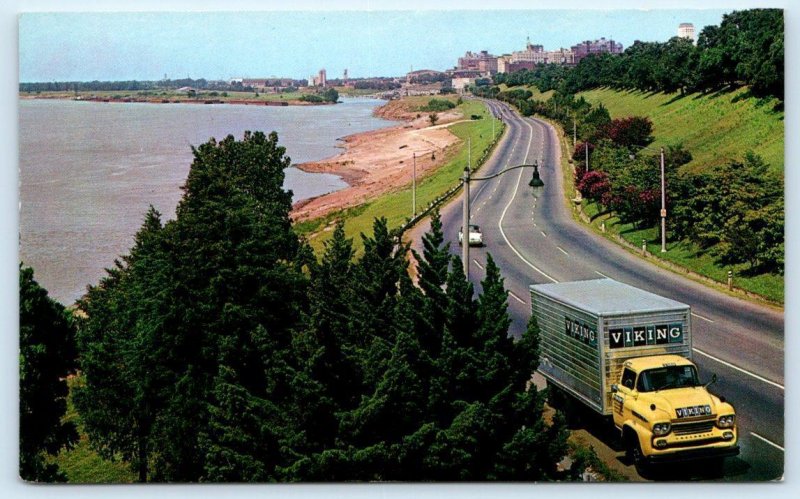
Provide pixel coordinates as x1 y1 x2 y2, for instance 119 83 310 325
625 433 649 476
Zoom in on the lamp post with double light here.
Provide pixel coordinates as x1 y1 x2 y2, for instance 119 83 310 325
460 161 544 278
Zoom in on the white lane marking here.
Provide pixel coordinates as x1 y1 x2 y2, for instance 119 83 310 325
540 231 547 238
595 271 610 279
691 312 715 323
750 432 784 452
557 246 569 256
692 348 784 391
472 259 484 270
497 118 558 284
508 291 526 304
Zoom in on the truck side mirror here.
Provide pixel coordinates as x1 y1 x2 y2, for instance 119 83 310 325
611 384 619 393
705 373 717 387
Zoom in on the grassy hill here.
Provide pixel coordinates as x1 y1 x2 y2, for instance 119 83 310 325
577 87 784 174
571 87 784 303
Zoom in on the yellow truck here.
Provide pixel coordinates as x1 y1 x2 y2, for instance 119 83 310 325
530 278 739 472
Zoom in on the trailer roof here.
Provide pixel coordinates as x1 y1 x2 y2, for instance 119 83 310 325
530 278 689 316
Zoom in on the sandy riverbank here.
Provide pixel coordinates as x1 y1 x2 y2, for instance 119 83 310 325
291 100 464 222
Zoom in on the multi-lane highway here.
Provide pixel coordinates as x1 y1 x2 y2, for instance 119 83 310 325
406 99 785 481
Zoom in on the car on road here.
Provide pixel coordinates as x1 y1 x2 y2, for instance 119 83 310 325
458 224 483 246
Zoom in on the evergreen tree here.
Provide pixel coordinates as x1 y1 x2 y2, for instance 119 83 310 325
411 210 450 356
78 132 309 482
351 218 407 386
74 207 170 482
19 265 78 482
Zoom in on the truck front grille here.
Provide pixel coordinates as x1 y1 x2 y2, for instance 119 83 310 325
672 420 716 435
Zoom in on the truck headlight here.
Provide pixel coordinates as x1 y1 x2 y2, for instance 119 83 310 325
717 415 735 428
653 422 671 436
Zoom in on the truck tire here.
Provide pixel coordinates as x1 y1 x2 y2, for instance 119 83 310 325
625 431 649 477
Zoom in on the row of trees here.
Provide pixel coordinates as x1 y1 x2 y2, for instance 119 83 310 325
21 131 570 482
493 9 783 101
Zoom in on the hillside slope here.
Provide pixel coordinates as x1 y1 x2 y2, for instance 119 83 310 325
578 87 784 174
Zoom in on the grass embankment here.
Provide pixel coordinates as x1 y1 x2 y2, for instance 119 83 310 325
578 87 784 173
297 99 502 255
497 83 554 102
46 376 136 483
571 87 784 303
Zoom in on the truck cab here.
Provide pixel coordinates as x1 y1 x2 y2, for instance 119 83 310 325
611 354 739 469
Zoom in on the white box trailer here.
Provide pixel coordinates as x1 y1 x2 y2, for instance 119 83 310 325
530 278 692 416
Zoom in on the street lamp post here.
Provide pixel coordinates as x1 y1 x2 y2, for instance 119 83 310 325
462 167 470 276
585 142 589 173
461 162 543 279
630 146 667 253
412 152 417 217
659 146 666 253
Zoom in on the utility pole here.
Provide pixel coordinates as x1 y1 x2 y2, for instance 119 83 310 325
585 142 589 172
412 152 417 217
462 167 470 278
573 116 577 148
660 147 666 253
468 136 472 171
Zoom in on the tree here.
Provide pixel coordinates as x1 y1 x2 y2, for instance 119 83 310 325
74 207 171 482
411 210 450 356
321 87 339 103
78 132 310 482
429 112 439 126
19 265 78 482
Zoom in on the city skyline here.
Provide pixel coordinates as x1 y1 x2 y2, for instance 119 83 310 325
19 9 728 82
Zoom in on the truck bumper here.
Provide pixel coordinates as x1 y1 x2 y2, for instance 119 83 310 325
644 444 740 465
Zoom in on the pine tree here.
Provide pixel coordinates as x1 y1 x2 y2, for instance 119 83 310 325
19 265 78 482
75 207 170 482
411 210 450 356
351 218 407 386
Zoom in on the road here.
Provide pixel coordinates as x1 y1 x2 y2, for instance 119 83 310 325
406 99 785 481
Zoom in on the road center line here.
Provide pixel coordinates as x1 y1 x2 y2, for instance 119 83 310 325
472 259 484 270
750 432 784 452
508 291 526 304
557 246 569 256
540 231 547 237
595 271 610 279
691 312 715 323
692 347 784 391
497 118 558 284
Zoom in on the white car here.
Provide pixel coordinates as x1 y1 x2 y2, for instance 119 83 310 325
458 224 483 246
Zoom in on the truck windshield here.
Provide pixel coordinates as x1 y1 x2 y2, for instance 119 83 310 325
637 365 699 392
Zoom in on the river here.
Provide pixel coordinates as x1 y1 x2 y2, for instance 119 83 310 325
19 97 393 304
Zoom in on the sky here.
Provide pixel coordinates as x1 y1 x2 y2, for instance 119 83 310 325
17 9 732 82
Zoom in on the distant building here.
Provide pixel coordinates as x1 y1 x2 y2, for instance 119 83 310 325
452 77 475 94
509 39 546 65
457 50 498 75
678 23 695 43
570 37 623 63
496 39 580 73
309 69 327 87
